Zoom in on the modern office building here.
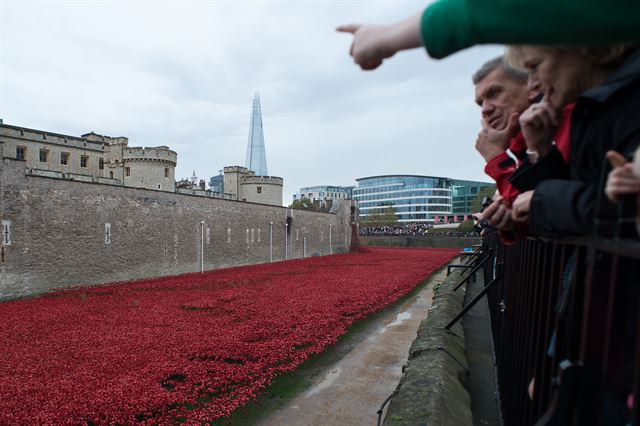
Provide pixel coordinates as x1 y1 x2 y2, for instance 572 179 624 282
452 179 496 215
208 172 224 193
353 175 452 223
293 185 354 203
353 175 494 223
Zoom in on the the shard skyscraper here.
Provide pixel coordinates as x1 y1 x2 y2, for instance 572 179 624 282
245 92 268 176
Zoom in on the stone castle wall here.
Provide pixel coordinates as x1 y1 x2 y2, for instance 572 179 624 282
241 177 283 206
0 125 109 178
0 124 178 192
0 158 352 300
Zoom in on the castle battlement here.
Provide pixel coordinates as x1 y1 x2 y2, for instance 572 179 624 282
223 166 254 175
241 175 283 186
123 146 177 165
82 132 129 146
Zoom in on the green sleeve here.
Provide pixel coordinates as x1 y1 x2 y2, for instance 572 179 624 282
421 0 640 59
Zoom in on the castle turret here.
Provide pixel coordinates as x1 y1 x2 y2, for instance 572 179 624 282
122 146 177 191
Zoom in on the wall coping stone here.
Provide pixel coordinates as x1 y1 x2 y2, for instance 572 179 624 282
384 269 473 426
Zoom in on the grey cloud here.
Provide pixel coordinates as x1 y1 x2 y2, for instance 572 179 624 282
2 1 500 204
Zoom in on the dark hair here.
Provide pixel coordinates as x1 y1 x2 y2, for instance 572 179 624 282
472 55 528 85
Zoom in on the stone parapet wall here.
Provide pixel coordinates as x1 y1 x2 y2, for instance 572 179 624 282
0 158 352 300
384 270 472 426
241 175 283 185
123 146 177 165
361 236 481 249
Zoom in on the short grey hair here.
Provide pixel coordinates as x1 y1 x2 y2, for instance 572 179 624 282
472 55 528 85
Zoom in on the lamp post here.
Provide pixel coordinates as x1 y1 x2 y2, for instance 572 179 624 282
200 221 204 273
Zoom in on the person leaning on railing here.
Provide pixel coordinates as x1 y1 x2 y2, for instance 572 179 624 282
502 45 640 237
337 0 640 68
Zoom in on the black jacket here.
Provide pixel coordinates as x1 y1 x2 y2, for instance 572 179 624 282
515 49 640 236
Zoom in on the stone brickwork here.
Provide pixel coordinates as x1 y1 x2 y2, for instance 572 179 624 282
0 158 352 300
122 146 177 191
241 176 284 205
384 270 472 426
0 124 177 192
223 166 283 206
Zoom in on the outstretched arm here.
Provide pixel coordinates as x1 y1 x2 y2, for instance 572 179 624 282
339 0 640 64
336 13 423 71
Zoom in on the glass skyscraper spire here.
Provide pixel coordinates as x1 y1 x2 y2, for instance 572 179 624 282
245 92 268 176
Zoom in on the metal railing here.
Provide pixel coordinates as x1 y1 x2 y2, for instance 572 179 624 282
476 227 640 425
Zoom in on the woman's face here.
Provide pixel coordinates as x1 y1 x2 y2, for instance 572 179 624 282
519 47 593 109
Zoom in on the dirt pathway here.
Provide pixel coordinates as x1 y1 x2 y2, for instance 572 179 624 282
259 269 446 426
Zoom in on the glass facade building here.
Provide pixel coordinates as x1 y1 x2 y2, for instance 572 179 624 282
353 175 494 223
208 173 224 193
245 93 268 176
353 175 452 223
451 179 495 214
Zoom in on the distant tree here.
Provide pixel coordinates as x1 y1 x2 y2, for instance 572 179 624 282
290 197 312 210
361 205 398 227
469 186 496 213
380 206 398 225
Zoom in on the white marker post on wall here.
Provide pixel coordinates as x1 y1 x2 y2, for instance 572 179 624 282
200 221 204 274
329 224 332 255
303 236 307 258
269 221 273 262
285 222 288 260
2 220 11 246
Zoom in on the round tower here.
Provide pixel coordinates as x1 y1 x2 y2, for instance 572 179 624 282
123 146 177 191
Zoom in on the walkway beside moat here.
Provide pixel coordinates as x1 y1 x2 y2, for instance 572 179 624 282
258 269 447 426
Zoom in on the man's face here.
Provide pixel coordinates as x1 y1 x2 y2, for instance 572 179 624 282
474 68 529 130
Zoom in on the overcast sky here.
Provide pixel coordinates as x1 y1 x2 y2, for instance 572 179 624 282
0 0 501 204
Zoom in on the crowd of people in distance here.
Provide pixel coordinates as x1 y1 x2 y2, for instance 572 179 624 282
359 223 431 236
359 223 477 237
338 2 640 423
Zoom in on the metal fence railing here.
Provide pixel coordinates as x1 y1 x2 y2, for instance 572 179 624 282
476 228 640 425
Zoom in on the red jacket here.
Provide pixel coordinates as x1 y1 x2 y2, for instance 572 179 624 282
484 103 575 208
483 103 575 244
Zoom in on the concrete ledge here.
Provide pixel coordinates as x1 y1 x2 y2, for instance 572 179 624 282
384 271 472 426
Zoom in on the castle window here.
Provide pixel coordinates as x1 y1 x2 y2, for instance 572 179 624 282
80 155 88 168
98 158 104 170
157 184 161 189
16 146 26 161
125 167 131 177
109 171 114 179
39 149 48 163
164 168 169 178
60 152 69 165
257 186 262 194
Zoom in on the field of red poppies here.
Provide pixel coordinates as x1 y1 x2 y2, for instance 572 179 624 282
0 247 457 425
